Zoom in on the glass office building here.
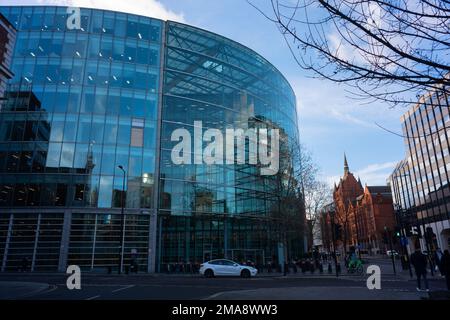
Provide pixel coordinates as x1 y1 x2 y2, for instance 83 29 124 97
0 5 302 272
389 88 450 253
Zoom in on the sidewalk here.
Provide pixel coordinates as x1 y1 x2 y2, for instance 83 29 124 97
362 255 446 282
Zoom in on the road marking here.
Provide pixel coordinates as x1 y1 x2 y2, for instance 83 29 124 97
112 285 134 293
35 284 59 296
86 295 101 300
202 292 224 300
11 284 57 300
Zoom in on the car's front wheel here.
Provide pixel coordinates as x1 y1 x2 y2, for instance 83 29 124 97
204 269 214 278
240 269 251 278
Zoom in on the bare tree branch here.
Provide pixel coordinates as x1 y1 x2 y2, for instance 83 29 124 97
250 0 450 106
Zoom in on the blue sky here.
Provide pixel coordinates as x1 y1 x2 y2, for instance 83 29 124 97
2 0 409 186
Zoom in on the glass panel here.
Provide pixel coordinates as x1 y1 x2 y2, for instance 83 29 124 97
98 176 113 208
117 118 131 146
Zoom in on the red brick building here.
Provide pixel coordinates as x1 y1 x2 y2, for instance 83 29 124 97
332 155 363 253
321 156 396 255
351 186 396 254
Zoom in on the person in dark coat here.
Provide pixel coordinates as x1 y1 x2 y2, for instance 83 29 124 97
434 249 444 276
410 248 429 291
300 259 306 273
440 250 450 290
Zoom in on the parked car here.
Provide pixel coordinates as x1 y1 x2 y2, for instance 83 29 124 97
199 259 258 278
386 250 399 257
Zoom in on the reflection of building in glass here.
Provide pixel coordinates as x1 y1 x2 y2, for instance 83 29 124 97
0 88 51 206
0 13 16 106
389 88 450 253
0 6 302 273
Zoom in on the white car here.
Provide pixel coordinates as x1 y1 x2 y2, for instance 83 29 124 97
387 250 399 257
199 259 258 278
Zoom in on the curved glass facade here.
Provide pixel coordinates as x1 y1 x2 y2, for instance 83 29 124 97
158 22 301 267
0 5 302 272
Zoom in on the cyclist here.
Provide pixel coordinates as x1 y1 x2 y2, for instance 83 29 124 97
347 251 357 268
347 251 363 274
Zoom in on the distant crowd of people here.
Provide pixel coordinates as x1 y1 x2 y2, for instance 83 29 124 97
162 253 339 275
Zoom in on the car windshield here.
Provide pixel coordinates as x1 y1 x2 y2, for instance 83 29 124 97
222 260 236 266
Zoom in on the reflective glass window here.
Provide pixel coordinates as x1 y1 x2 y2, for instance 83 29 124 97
91 11 104 33
91 116 105 144
77 115 92 143
74 143 88 169
64 114 78 142
60 143 75 168
50 115 65 142
98 176 113 208
104 117 118 145
46 142 62 168
129 147 143 177
117 118 131 146
127 15 138 38
115 13 127 38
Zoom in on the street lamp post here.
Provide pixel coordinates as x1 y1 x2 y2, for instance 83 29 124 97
330 212 339 277
117 165 126 275
392 173 414 278
394 204 413 278
384 226 396 275
354 208 362 260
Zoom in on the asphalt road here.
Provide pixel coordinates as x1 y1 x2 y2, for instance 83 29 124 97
0 272 447 300
0 257 447 300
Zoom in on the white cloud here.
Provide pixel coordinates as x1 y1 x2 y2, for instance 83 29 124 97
356 161 398 176
292 76 405 131
330 109 377 128
328 32 366 65
326 161 398 187
1 0 185 22
367 2 382 30
326 174 342 187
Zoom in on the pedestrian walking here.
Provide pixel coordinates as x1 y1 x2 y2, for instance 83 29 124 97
434 248 444 276
300 259 306 273
410 248 429 292
440 250 450 291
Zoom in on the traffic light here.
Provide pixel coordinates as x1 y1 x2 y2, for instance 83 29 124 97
383 231 389 244
393 227 401 244
392 227 400 244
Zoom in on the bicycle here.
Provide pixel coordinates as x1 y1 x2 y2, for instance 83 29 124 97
347 259 364 275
